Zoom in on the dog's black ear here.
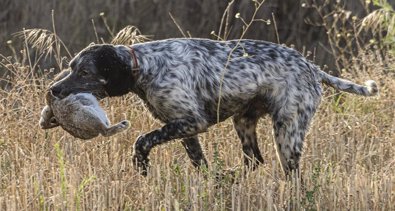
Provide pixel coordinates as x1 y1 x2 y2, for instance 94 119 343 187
94 45 133 96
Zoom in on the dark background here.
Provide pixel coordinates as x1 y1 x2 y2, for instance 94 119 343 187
0 0 391 71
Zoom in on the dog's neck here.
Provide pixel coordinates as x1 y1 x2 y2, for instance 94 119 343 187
126 46 147 100
128 47 140 78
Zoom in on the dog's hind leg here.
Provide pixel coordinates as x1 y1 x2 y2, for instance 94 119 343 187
272 101 317 177
233 112 264 171
181 136 208 168
101 120 130 137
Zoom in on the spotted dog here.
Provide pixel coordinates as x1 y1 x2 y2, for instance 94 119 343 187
50 38 378 176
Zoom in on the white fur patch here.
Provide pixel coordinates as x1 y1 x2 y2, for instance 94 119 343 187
365 80 378 96
99 79 108 84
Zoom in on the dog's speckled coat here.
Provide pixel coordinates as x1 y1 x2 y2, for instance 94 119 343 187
49 38 378 175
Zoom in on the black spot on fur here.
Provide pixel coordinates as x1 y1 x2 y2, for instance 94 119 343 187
268 49 278 60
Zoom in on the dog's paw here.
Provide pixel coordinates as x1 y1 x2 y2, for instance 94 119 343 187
132 152 149 176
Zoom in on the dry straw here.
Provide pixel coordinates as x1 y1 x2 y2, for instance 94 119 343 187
0 0 394 210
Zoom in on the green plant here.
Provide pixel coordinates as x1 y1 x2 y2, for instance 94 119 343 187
361 0 395 55
54 143 68 202
75 176 96 211
302 163 321 211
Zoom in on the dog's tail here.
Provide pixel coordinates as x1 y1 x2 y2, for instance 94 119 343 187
318 70 378 96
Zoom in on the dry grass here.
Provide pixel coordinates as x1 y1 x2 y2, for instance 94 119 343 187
1 4 395 211
0 52 393 210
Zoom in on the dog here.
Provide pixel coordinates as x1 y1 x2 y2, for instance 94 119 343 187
49 38 378 175
40 70 130 139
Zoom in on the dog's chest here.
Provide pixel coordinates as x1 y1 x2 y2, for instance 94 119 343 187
143 100 168 122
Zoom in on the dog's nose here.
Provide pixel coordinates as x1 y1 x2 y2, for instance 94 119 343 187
50 86 62 97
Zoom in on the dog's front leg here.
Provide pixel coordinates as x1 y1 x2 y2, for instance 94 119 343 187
132 117 207 175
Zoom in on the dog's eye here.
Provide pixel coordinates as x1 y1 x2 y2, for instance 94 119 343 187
79 70 89 77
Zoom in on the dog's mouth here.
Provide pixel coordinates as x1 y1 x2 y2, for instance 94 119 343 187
49 89 60 99
48 88 108 100
91 90 108 100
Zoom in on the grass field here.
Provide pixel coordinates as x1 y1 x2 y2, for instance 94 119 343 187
1 3 395 210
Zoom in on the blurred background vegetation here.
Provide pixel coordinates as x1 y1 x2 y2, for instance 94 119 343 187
0 1 394 209
1 0 393 73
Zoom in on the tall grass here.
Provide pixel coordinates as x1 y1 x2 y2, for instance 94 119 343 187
0 2 394 210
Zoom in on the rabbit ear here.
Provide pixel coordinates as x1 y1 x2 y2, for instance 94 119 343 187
39 106 60 129
50 117 59 125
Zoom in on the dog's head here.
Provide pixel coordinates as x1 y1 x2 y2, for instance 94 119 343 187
50 44 134 99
